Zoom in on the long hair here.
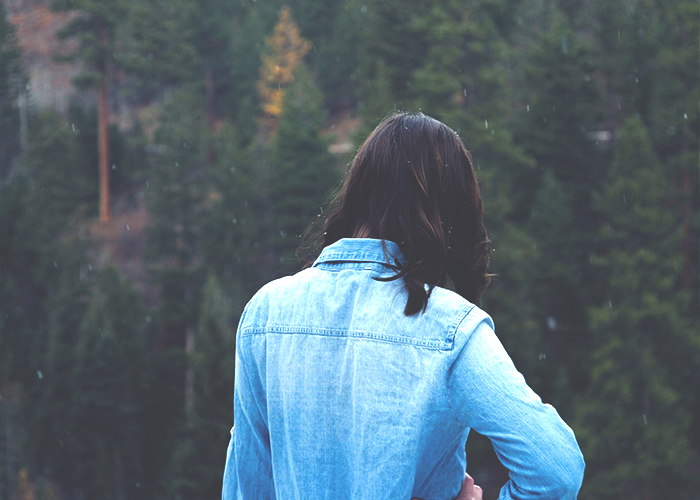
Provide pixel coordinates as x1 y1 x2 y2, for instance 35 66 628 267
303 112 491 315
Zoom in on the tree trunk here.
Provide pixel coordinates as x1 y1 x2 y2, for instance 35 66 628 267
98 71 111 222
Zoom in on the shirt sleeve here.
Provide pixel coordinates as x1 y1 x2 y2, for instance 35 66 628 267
446 312 585 500
222 335 275 500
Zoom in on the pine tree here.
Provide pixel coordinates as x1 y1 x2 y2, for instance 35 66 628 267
120 0 199 88
0 111 97 391
357 0 431 106
52 0 128 222
200 123 267 300
145 91 208 333
143 92 210 470
592 0 661 121
68 266 149 500
508 7 605 403
269 65 337 275
645 0 699 312
123 0 240 138
356 58 396 139
574 116 699 499
312 0 363 109
0 1 25 180
24 239 91 498
167 274 235 500
514 8 602 219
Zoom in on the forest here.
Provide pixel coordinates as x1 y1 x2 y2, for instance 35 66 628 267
0 0 698 498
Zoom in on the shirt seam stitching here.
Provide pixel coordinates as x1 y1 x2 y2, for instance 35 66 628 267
240 326 451 350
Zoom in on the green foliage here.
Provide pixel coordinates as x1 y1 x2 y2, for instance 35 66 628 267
200 123 267 300
68 266 149 500
358 0 431 106
500 7 606 411
229 9 267 136
574 116 699 499
52 0 127 82
313 0 363 109
0 1 24 178
143 91 209 372
2 1 699 498
514 8 602 218
167 274 235 500
120 0 199 88
146 92 208 267
270 65 338 274
356 58 396 138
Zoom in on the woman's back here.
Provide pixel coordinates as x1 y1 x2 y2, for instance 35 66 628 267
223 238 584 500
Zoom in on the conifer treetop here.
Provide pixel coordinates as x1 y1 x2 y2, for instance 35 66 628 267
258 6 311 122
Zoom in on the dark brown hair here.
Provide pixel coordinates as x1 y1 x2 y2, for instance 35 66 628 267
303 112 490 315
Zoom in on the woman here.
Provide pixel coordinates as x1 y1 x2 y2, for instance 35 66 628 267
222 113 584 500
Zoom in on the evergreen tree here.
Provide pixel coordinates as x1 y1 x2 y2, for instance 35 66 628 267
0 1 25 180
123 0 244 135
143 93 210 482
0 113 101 494
0 112 95 389
356 57 396 140
513 8 602 219
313 0 363 110
509 8 605 402
357 0 431 107
229 8 267 142
24 239 92 498
592 0 661 121
645 0 699 313
52 0 128 222
167 273 235 500
200 123 267 301
574 116 699 499
145 91 208 341
120 0 199 88
68 266 149 500
270 65 337 275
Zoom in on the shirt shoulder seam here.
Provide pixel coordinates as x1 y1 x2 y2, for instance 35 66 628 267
444 304 477 428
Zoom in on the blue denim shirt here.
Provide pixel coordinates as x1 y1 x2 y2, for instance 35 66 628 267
223 238 584 500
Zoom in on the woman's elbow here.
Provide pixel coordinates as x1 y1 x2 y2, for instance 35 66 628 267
548 447 585 499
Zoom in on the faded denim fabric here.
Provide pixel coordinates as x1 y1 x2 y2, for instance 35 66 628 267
223 238 584 500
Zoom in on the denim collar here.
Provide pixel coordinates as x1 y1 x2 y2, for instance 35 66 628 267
312 238 407 268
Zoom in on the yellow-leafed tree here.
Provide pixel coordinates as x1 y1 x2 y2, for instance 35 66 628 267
258 6 312 130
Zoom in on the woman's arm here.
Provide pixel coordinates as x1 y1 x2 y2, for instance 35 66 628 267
222 341 275 500
446 313 585 500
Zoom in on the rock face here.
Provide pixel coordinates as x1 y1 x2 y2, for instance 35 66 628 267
4 0 83 112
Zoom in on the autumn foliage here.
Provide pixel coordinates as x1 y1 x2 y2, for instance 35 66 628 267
257 6 311 129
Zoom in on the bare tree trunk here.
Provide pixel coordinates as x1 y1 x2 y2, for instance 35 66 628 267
98 70 111 222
